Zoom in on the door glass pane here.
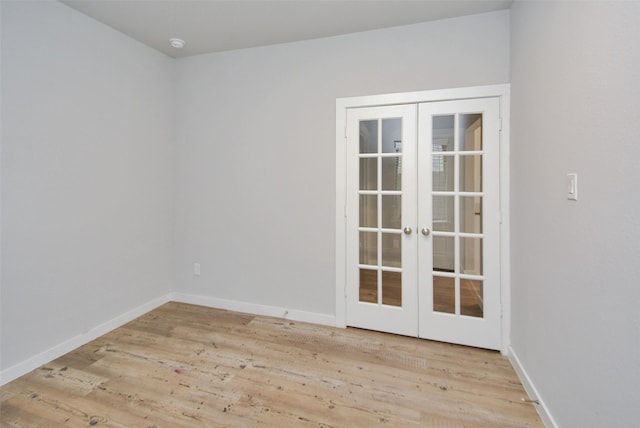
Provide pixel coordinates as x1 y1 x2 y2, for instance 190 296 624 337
460 196 482 234
381 157 401 190
359 269 377 303
381 195 401 229
432 154 453 192
460 237 483 275
433 115 454 152
461 279 483 317
359 158 377 190
459 114 482 151
381 233 401 268
432 195 454 232
382 118 402 154
433 276 455 314
382 271 402 307
360 120 378 154
460 155 482 192
433 236 454 272
359 195 378 228
359 231 377 265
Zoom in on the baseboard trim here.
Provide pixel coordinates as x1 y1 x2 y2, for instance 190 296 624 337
507 346 558 428
170 292 336 327
0 294 172 386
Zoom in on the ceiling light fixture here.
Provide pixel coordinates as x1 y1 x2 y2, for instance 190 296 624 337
169 38 185 49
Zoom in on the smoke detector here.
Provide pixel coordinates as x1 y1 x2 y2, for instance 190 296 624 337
169 38 185 49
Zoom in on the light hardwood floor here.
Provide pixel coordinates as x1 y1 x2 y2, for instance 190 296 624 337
1 302 542 427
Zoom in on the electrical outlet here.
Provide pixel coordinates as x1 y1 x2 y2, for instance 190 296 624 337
193 263 201 276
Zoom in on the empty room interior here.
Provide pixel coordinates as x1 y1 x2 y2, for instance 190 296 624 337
1 0 639 427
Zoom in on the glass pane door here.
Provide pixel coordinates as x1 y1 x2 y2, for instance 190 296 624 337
344 97 502 350
418 98 501 350
346 104 418 337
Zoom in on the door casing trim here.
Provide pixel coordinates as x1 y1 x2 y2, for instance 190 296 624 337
335 84 511 354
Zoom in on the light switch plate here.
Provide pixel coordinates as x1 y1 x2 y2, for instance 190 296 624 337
567 173 578 201
193 262 201 276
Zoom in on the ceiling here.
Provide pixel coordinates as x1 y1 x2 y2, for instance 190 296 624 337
61 0 513 58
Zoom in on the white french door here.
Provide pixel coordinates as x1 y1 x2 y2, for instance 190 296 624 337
345 97 502 350
417 98 501 350
345 104 418 336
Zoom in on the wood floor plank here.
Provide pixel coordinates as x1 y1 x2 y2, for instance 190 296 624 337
1 302 542 427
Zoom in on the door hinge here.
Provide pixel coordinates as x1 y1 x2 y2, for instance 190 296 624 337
498 211 503 224
499 117 503 132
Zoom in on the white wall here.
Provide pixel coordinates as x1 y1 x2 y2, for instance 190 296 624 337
1 1 174 372
510 2 640 426
172 11 510 316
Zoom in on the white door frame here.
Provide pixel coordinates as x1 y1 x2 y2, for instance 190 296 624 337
335 84 511 354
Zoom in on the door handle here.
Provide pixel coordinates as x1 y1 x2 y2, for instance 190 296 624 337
403 227 412 235
421 227 431 236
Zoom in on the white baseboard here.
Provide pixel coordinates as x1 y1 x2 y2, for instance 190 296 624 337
1 292 336 386
170 292 336 327
507 346 558 428
0 294 172 386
